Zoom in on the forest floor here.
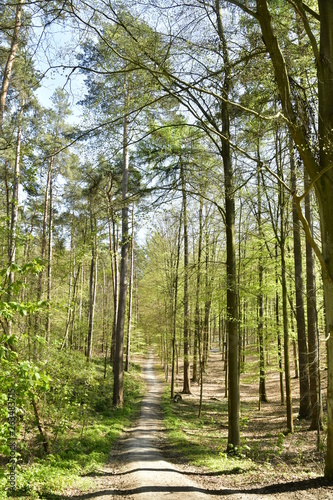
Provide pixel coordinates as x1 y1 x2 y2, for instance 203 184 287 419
64 350 333 499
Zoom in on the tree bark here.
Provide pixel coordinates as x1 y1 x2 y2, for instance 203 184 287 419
257 158 267 404
193 199 203 383
180 160 191 394
87 204 97 361
0 0 25 131
171 208 182 399
125 204 134 372
113 88 130 407
46 169 53 345
215 0 240 450
304 171 323 432
279 161 294 434
290 140 311 418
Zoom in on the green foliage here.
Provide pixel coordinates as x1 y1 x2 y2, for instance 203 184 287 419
0 351 144 498
160 388 254 472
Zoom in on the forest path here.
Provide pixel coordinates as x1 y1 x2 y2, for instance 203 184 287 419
67 353 243 499
66 353 330 499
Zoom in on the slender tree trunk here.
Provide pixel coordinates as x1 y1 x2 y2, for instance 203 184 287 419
257 158 267 404
8 101 24 290
0 0 25 131
78 264 84 351
279 169 294 434
193 199 203 383
215 0 240 449
106 194 119 366
46 170 53 345
275 245 284 405
180 161 191 394
102 267 106 354
171 208 182 399
36 155 53 337
125 205 134 372
32 395 49 455
62 222 74 350
87 205 97 361
113 90 130 407
304 171 323 432
290 142 311 418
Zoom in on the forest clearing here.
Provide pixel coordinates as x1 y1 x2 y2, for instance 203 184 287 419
2 0 333 497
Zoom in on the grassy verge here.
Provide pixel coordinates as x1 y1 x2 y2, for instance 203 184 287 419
160 384 326 487
160 387 255 474
1 355 145 499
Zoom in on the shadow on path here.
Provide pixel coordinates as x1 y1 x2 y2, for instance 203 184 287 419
43 476 333 499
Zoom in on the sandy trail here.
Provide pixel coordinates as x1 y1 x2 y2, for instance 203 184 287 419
66 354 332 499
104 352 212 499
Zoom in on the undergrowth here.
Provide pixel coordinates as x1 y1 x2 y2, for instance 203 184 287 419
160 388 255 474
0 350 145 499
160 386 325 482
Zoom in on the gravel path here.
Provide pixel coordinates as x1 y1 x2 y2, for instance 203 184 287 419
65 354 333 499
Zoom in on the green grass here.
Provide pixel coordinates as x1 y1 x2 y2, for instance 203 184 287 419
160 388 255 474
0 357 145 499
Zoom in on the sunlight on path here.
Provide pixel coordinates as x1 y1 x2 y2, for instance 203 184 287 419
111 351 211 498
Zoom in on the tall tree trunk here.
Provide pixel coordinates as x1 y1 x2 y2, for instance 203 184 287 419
87 205 97 361
113 89 130 407
257 157 267 404
304 171 323 433
125 205 134 372
171 208 182 399
193 199 203 383
215 0 240 450
36 155 53 337
8 101 24 280
7 101 24 339
46 170 53 345
0 0 25 131
180 160 191 394
290 141 311 419
279 163 294 434
106 192 119 366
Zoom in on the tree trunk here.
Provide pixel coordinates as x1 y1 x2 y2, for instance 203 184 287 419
113 90 130 407
215 0 240 450
106 193 119 366
0 0 25 131
8 101 24 289
193 199 203 383
46 171 53 345
180 160 191 394
87 205 97 361
36 155 53 337
125 205 134 372
257 159 267 404
171 208 182 399
290 142 311 418
304 171 323 432
279 169 294 434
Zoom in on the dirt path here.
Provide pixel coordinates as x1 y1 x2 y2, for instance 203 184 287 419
66 353 333 499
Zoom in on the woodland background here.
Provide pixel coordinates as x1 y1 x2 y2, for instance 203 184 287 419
0 0 332 496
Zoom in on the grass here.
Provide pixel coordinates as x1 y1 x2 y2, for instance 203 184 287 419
160 381 326 489
0 356 145 499
160 388 255 474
